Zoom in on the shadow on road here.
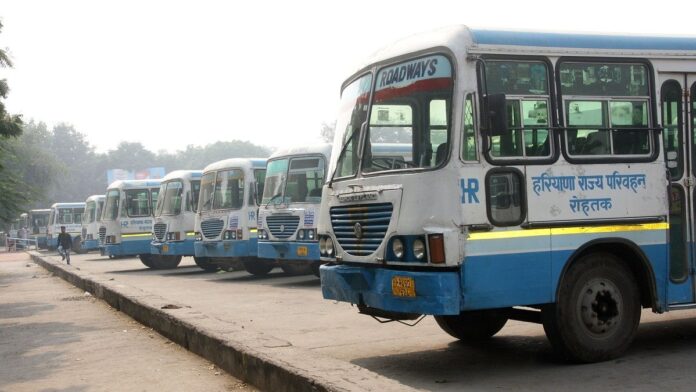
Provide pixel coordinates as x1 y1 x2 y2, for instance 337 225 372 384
0 301 55 319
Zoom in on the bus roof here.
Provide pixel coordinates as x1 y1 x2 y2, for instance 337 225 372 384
106 179 161 190
160 170 203 183
202 158 267 173
50 202 86 209
268 143 332 161
85 195 105 202
29 209 51 214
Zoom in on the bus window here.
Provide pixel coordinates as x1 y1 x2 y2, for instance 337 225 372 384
286 158 324 203
333 74 373 179
104 190 119 220
662 80 683 179
58 209 74 224
461 94 477 161
487 170 525 226
159 181 183 216
189 180 201 212
251 169 266 206
213 169 244 210
198 172 216 212
126 189 151 217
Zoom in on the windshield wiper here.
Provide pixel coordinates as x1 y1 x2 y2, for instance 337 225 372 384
328 121 366 188
264 193 283 209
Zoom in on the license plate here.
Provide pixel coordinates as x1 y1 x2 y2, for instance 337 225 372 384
392 276 416 297
162 244 169 253
296 246 308 257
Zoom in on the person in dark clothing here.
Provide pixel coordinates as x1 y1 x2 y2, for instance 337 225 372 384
57 226 72 264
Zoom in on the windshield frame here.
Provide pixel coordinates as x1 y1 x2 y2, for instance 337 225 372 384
155 180 184 217
198 168 247 212
262 154 326 205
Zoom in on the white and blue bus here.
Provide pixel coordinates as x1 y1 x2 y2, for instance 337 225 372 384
193 158 266 272
318 26 696 362
47 202 85 250
29 209 51 249
256 144 332 276
100 179 160 264
78 195 105 253
150 170 202 269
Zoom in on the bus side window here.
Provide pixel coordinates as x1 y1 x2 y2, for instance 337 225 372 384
461 93 477 161
486 170 525 226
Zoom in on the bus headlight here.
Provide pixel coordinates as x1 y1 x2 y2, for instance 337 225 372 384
223 230 236 240
413 238 426 260
392 238 404 259
298 229 305 240
319 237 326 255
258 229 267 240
195 232 202 241
307 229 315 240
325 237 334 256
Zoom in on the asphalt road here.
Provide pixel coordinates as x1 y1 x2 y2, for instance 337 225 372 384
34 251 696 391
0 252 254 392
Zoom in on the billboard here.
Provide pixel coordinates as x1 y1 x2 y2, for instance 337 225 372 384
106 167 166 185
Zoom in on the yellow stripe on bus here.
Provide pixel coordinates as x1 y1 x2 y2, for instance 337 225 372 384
121 232 152 238
249 228 258 233
469 222 669 241
186 232 196 236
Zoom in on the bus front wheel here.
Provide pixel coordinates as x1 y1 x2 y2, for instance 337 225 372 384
145 255 182 269
243 260 274 276
194 257 220 272
72 236 86 254
434 309 508 341
541 252 640 363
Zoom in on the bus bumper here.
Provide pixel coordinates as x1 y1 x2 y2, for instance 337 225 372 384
151 239 195 256
81 239 100 251
194 238 258 258
100 239 151 257
320 264 461 315
257 241 320 262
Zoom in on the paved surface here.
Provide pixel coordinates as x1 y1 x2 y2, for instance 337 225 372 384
0 252 254 392
31 251 696 391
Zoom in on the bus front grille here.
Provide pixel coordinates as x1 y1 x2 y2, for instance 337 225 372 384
266 215 300 239
201 219 224 239
329 203 393 256
98 227 106 244
153 223 167 241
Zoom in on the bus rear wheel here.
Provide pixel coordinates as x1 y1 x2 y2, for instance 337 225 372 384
194 256 220 272
146 255 182 270
72 236 86 254
541 252 641 363
243 260 274 276
435 309 508 341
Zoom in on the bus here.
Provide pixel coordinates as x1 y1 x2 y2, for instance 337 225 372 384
256 144 332 276
150 170 202 269
29 209 51 249
100 179 160 264
193 158 266 272
47 202 85 250
78 195 105 253
317 26 696 363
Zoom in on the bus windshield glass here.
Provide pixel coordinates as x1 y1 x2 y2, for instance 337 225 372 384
156 181 184 216
190 180 201 212
363 54 453 173
262 159 288 204
58 208 84 224
212 169 245 210
125 189 151 217
198 172 216 212
85 201 97 223
330 74 373 180
104 190 119 221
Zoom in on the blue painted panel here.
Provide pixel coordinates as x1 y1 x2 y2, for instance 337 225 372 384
320 264 461 315
194 238 257 258
257 241 320 261
471 29 696 51
81 239 100 251
101 239 151 256
150 239 195 256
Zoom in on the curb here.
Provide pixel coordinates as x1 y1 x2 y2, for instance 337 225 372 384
29 252 419 392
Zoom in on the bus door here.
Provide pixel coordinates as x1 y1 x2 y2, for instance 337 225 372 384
660 72 696 304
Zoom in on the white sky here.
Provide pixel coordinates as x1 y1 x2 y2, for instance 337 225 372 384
2 0 696 153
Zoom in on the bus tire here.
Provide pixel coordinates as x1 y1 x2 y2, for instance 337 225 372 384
148 255 182 269
280 263 312 276
72 236 86 254
243 260 274 276
311 262 321 277
139 254 155 268
541 252 641 363
194 256 220 272
434 309 508 341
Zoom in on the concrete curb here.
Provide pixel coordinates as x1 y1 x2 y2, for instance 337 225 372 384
29 252 419 392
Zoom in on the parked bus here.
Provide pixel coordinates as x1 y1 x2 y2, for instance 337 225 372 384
47 202 85 250
100 179 160 264
77 195 105 253
150 170 202 269
29 209 51 249
317 26 696 363
255 144 331 276
193 158 266 272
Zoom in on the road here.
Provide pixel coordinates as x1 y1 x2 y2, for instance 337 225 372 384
0 252 254 392
29 251 696 391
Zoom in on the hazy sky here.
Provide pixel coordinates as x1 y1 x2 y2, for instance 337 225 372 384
3 0 696 153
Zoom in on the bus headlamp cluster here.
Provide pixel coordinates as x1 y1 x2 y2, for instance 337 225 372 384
194 232 202 241
223 229 243 240
389 236 430 262
167 232 181 241
258 229 268 240
297 228 317 241
319 235 334 257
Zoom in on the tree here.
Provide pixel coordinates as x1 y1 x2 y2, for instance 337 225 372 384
0 21 22 138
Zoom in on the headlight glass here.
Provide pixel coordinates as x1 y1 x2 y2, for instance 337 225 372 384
392 238 404 259
308 229 315 240
413 239 426 260
319 237 326 255
298 229 305 240
325 237 334 256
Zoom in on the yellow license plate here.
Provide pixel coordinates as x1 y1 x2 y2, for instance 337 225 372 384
162 244 169 253
392 276 416 297
296 246 308 257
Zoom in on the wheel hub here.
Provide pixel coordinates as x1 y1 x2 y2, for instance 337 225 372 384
578 278 623 336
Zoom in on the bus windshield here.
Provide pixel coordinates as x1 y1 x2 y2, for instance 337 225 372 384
156 181 183 216
363 54 453 173
85 201 97 223
330 74 372 180
262 157 325 204
262 159 288 204
125 189 152 217
198 172 216 212
58 208 84 224
103 190 119 221
212 169 245 210
190 180 201 212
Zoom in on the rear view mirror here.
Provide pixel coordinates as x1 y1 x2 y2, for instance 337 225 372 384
484 93 508 137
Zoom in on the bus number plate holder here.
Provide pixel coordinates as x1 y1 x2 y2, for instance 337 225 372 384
392 276 416 297
296 246 308 257
162 244 169 253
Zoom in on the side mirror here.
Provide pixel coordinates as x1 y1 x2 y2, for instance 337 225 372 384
484 93 508 137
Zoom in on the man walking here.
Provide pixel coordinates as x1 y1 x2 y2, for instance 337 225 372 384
57 226 72 265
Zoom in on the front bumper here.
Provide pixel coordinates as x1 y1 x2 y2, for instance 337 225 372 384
194 238 258 258
320 264 461 315
100 239 151 257
257 241 320 262
81 239 100 251
151 239 195 256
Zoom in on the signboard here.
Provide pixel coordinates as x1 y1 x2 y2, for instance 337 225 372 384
106 167 166 185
